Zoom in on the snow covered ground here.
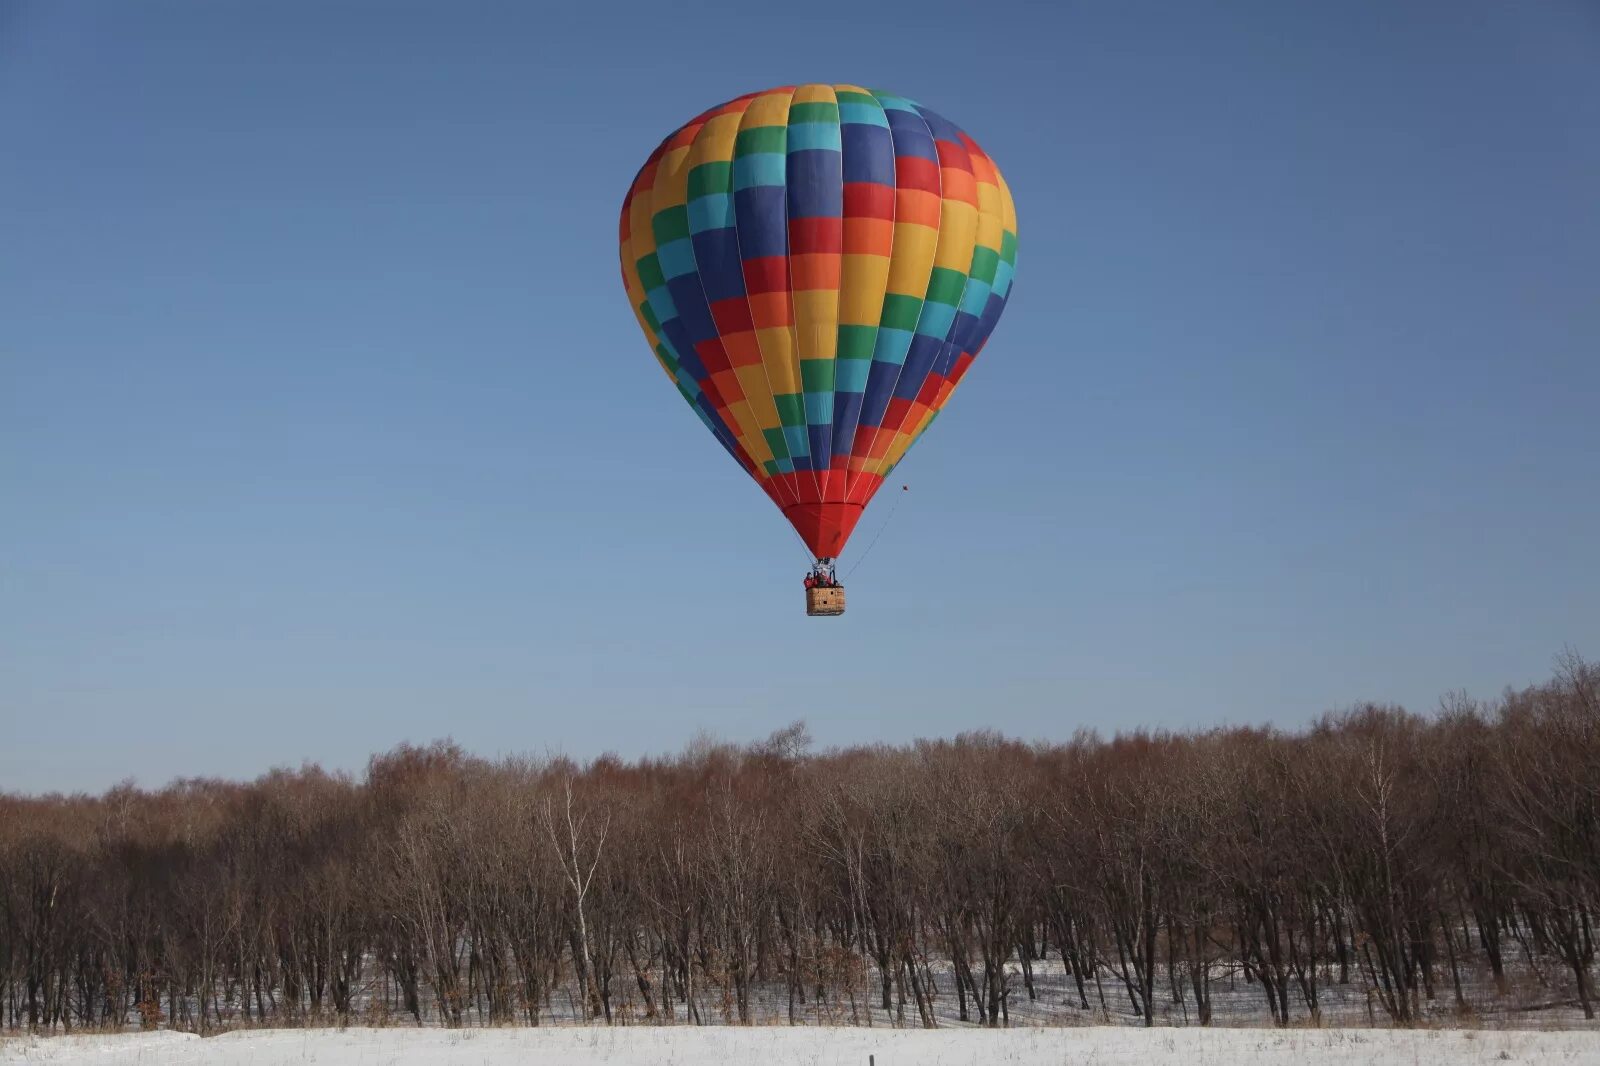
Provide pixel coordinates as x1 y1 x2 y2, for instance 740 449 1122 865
4 1027 1598 1066
95 953 1591 1033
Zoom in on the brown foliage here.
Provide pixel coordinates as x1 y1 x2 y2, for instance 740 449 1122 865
1 661 1596 1031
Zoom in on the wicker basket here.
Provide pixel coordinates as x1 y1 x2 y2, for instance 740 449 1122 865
805 586 846 617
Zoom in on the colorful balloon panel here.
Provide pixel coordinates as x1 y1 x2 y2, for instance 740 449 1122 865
619 86 1016 558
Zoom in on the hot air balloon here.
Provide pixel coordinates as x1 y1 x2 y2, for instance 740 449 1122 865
618 85 1017 615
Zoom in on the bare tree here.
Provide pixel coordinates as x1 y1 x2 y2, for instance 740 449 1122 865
543 771 611 1021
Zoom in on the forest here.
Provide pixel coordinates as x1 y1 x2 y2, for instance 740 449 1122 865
2 655 1595 1034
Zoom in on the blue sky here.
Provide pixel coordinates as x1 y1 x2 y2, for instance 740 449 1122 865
3 1 1597 793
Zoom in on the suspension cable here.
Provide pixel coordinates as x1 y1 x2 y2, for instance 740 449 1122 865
785 521 818 565
845 486 908 579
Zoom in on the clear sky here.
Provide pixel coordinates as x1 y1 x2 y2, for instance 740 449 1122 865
3 1 1597 794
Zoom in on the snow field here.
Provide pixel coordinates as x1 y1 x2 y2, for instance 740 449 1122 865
4 1026 1598 1066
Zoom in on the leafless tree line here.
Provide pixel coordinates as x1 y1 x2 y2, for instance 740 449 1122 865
1 654 1595 1033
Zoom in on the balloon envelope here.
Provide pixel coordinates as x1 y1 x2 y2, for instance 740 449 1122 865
619 85 1017 558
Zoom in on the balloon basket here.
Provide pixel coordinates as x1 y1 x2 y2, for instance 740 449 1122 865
806 587 846 617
